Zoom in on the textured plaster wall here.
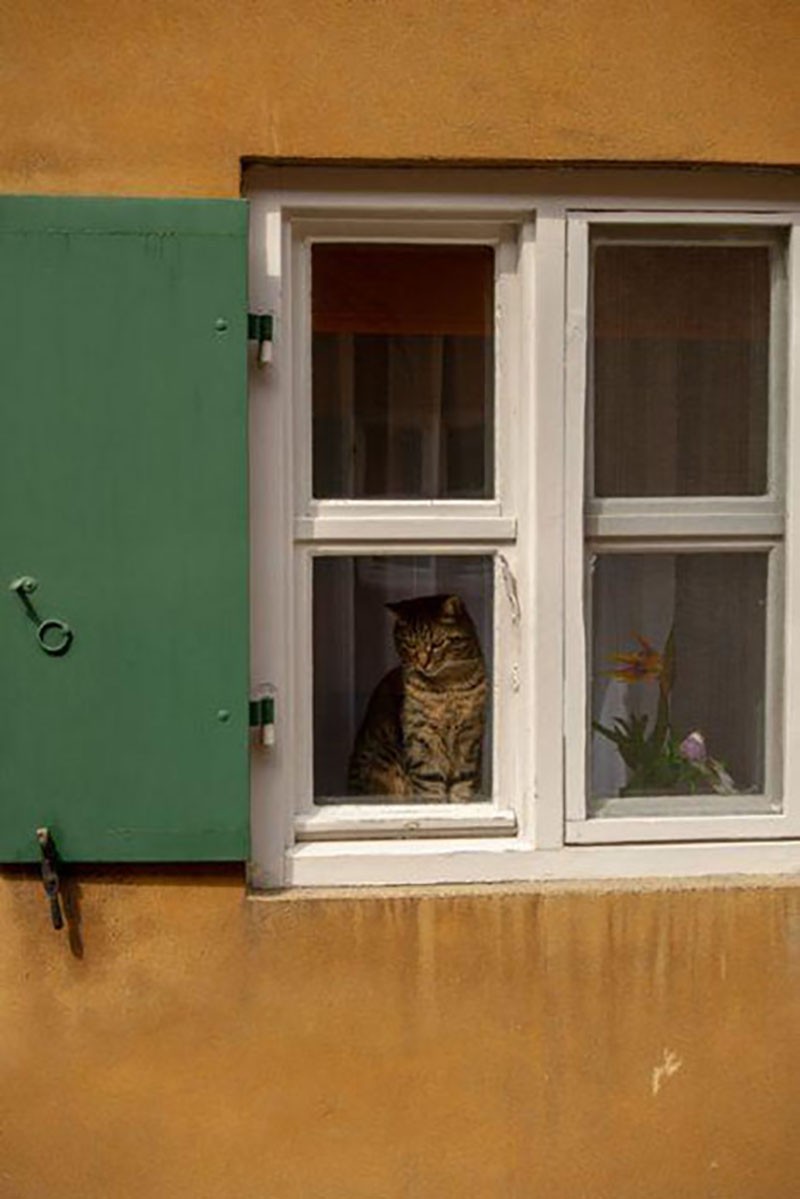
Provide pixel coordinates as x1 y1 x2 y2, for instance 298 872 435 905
3 0 800 197
4 4 800 1196
2 871 800 1199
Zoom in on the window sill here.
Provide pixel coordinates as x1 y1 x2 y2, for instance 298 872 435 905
253 835 800 889
295 803 517 841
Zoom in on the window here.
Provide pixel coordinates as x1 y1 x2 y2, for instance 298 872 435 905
565 219 791 844
246 169 800 888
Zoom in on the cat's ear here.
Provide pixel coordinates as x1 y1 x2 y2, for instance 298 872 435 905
386 600 407 618
440 595 464 619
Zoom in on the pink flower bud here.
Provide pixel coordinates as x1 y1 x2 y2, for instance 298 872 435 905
680 731 707 762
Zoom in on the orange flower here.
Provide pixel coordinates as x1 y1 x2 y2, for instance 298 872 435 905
608 635 663 684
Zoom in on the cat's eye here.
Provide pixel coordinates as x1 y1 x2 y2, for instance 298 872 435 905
311 244 495 500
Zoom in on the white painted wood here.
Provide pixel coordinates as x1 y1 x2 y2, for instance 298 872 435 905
298 541 519 558
294 515 517 542
252 196 531 869
527 208 568 848
586 794 779 819
304 499 508 518
569 212 800 227
290 217 523 244
585 536 781 554
586 514 784 539
567 813 790 842
293 546 315 818
292 226 313 522
563 218 591 825
564 208 791 848
491 226 528 826
295 803 517 840
245 170 800 889
764 542 786 808
769 237 790 503
284 837 800 889
781 226 800 836
586 510 784 540
247 196 297 888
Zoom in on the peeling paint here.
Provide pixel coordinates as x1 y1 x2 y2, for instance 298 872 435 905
499 554 521 624
652 1048 683 1095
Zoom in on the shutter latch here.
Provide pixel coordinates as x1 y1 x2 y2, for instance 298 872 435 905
248 312 274 366
249 686 276 748
36 827 64 931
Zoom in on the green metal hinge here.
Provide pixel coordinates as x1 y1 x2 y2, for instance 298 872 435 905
248 312 274 365
249 692 276 747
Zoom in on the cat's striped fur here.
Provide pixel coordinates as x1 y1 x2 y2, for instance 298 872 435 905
347 594 487 801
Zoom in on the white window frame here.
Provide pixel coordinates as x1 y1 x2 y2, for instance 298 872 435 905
565 214 793 843
246 167 800 889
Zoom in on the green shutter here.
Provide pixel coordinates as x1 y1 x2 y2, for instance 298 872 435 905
0 198 249 861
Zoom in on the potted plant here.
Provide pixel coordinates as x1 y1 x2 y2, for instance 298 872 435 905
593 629 734 796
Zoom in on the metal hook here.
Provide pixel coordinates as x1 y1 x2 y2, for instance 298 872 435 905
36 618 73 656
10 577 73 657
36 828 64 931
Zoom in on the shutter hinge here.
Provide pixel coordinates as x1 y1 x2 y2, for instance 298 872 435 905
249 689 276 748
247 312 274 365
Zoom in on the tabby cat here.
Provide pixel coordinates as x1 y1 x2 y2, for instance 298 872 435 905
347 594 488 801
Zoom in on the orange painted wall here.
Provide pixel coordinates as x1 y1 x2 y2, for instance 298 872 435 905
4 870 800 1199
3 0 800 197
4 4 800 1196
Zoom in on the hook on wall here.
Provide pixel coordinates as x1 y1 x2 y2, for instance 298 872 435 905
9 577 73 656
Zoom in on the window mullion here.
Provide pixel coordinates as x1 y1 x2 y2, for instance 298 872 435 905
295 515 517 543
586 498 784 542
779 224 800 828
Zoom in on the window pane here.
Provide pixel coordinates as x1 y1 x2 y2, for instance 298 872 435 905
313 555 493 803
312 245 494 499
593 240 771 497
591 553 768 803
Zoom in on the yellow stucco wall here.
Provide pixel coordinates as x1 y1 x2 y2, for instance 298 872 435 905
5 3 800 1195
3 871 800 1199
3 0 800 197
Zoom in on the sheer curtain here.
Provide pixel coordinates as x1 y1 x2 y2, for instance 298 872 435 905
590 241 771 800
311 243 493 500
591 555 767 799
310 244 495 802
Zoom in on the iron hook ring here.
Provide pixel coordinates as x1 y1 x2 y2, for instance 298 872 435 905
37 619 73 657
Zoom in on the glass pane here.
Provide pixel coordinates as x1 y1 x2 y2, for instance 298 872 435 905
314 555 493 803
591 553 768 803
593 240 771 497
312 244 494 499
